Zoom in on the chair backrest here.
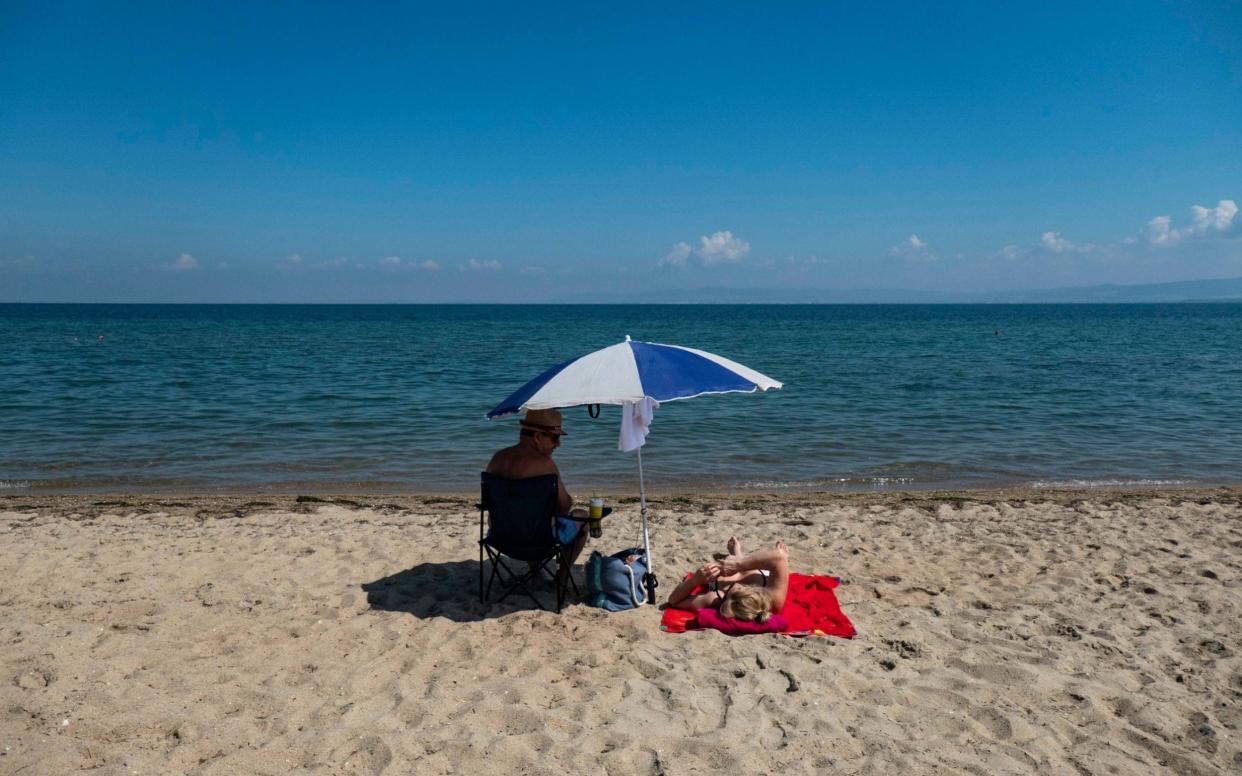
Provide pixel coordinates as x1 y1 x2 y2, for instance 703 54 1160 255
480 472 560 559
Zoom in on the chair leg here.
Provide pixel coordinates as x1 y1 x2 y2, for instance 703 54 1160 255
490 556 555 611
556 558 567 613
486 560 506 603
563 547 581 597
480 548 577 613
554 547 579 613
508 564 549 612
481 541 506 603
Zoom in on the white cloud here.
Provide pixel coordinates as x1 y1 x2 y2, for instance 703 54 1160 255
888 234 934 260
1145 215 1175 245
461 258 502 271
659 231 751 268
163 253 200 271
660 241 692 268
783 255 826 266
277 253 303 269
1145 199 1238 246
991 232 1098 261
994 244 1024 261
315 257 351 269
379 256 440 271
1039 231 1095 254
1191 200 1238 232
696 231 750 265
1040 232 1071 253
520 265 546 275
983 196 1236 264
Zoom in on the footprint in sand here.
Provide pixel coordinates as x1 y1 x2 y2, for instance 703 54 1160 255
1184 711 1217 754
1052 621 1083 641
14 666 54 689
884 639 924 659
967 706 1014 740
947 658 1035 686
331 735 393 775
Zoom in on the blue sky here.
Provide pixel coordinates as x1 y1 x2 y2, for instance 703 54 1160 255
2 1 1240 302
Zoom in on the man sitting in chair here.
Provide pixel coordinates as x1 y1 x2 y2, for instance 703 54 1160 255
485 408 588 579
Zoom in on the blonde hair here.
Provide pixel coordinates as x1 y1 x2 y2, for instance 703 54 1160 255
719 586 773 624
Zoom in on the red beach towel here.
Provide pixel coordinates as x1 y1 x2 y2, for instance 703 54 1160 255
660 573 856 638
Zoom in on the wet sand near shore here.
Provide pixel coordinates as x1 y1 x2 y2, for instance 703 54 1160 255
2 487 1240 775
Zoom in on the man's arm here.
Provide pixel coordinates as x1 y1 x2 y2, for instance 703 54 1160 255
552 463 573 515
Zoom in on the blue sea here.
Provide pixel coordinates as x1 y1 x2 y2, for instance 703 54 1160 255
2 303 1241 494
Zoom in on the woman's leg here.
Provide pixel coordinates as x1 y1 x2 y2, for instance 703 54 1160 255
714 535 744 563
719 540 790 610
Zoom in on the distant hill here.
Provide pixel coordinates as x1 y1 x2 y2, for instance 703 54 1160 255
985 276 1242 303
553 276 1242 304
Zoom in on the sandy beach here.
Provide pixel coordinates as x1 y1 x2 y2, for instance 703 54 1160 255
2 488 1239 775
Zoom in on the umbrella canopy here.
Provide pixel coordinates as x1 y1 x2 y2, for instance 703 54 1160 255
487 336 782 417
485 336 783 606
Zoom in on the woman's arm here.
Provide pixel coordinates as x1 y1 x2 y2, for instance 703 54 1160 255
665 563 724 611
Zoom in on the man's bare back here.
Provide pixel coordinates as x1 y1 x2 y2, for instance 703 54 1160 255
486 443 557 479
485 409 573 514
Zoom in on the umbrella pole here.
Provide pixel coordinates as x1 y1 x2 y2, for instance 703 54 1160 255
637 446 658 605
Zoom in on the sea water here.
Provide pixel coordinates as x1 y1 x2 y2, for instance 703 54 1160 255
2 303 1240 493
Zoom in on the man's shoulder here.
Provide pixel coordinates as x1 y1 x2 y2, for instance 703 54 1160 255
515 455 559 478
486 445 517 467
486 447 558 479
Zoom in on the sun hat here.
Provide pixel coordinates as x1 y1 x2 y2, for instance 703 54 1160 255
520 408 567 436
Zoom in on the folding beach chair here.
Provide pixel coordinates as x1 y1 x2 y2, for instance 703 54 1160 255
479 472 586 612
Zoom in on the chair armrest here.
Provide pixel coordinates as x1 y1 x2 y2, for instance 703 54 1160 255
557 507 612 523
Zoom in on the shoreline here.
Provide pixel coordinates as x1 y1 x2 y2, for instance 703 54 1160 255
4 471 1236 497
4 483 1242 517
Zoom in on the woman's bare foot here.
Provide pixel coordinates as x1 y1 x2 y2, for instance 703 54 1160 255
775 539 788 556
714 536 746 563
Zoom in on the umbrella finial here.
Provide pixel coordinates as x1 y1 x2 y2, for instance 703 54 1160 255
625 334 631 342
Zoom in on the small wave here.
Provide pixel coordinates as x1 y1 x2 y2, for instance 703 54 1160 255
1029 478 1193 489
0 480 32 489
739 476 916 490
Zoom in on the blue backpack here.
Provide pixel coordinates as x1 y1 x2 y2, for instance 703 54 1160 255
585 547 649 611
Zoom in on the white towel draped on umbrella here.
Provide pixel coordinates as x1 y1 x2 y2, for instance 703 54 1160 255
619 397 658 452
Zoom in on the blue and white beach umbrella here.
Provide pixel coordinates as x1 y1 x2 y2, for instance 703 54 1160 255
487 336 782 417
487 336 783 604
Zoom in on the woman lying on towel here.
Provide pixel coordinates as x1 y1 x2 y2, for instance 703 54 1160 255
665 537 789 623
